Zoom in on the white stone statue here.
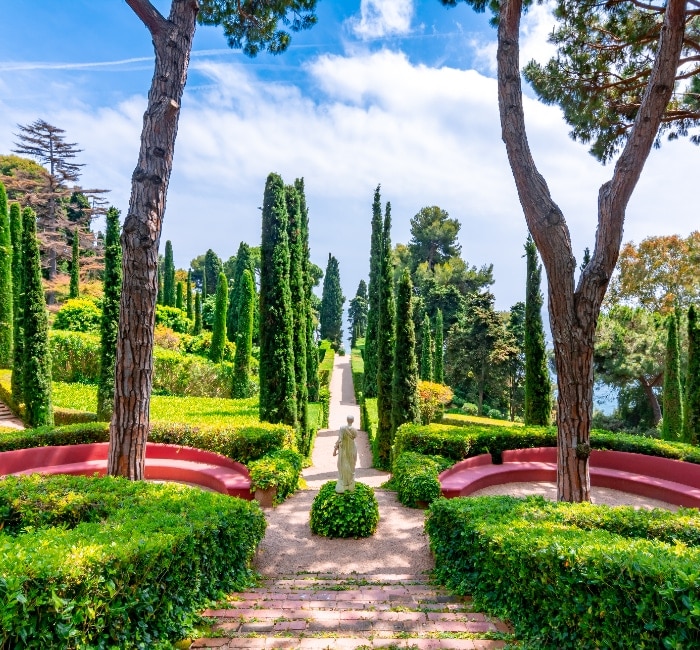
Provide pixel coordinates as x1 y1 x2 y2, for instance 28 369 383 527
333 415 358 493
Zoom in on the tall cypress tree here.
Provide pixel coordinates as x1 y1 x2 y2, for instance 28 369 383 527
433 309 444 384
186 270 194 320
201 271 207 302
203 249 223 297
320 253 345 348
375 202 396 468
97 207 122 421
286 185 309 444
295 178 319 402
209 272 228 363
392 269 421 436
420 313 434 381
69 231 80 299
363 185 383 397
662 312 683 440
259 172 297 427
524 235 551 425
21 207 53 427
232 269 255 399
193 291 202 334
0 182 12 368
683 305 700 444
157 257 164 305
176 281 184 310
228 242 254 341
10 202 23 401
163 240 176 306
348 279 368 349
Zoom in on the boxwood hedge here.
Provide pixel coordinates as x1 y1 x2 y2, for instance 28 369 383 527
0 474 266 649
247 448 304 504
426 496 700 649
392 451 451 507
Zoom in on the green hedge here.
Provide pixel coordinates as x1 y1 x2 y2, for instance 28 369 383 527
310 481 379 538
392 452 451 507
0 420 294 464
426 496 700 649
317 340 335 388
362 397 378 445
350 345 364 404
394 422 700 465
0 474 265 649
247 448 303 505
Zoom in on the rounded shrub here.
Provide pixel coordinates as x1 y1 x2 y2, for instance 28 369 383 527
310 481 379 538
53 297 102 333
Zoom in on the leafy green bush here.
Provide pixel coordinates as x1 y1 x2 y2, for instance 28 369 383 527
351 346 364 404
426 496 700 649
392 451 451 507
310 481 379 538
362 397 378 445
247 448 303 504
50 330 101 383
0 474 265 649
155 304 191 333
318 340 335 387
461 402 478 416
52 297 102 333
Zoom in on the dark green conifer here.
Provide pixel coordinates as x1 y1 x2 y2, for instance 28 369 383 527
10 202 23 401
157 258 164 305
286 185 309 444
186 270 193 320
201 271 207 301
524 236 551 425
21 207 52 427
209 272 228 363
348 280 368 349
433 309 444 384
193 291 202 334
228 242 254 341
392 270 421 436
363 185 383 398
320 253 345 349
375 202 396 468
683 305 700 444
69 230 80 299
259 172 297 427
176 281 184 310
232 269 255 398
203 249 223 297
662 312 683 440
163 240 176 306
0 182 12 367
420 313 433 381
96 207 122 421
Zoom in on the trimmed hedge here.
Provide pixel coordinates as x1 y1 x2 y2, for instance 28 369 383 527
392 451 451 507
0 474 265 649
317 340 335 388
426 496 700 649
247 448 303 505
394 422 700 465
310 481 379 538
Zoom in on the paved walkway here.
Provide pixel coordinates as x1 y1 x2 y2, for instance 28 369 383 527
0 400 24 430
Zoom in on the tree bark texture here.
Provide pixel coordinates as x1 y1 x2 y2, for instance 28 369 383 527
496 0 686 501
108 0 198 479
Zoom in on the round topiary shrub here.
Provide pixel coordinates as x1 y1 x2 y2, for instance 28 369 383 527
310 481 379 538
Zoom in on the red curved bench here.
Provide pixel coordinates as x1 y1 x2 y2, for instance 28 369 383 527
0 442 252 499
439 447 700 508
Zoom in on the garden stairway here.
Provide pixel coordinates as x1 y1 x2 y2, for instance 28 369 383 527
194 573 511 649
0 399 23 429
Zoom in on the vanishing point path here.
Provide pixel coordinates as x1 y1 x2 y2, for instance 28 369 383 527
194 354 511 649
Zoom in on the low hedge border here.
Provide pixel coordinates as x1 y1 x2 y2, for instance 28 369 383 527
392 451 451 507
247 448 303 505
426 496 700 649
394 422 700 465
0 474 266 649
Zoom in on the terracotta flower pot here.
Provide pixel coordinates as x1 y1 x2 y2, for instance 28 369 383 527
254 486 277 508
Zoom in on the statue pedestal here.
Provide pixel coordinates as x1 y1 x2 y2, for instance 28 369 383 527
254 486 277 508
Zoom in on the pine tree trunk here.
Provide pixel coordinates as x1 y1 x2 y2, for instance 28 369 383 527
108 0 198 479
496 0 686 501
640 377 662 426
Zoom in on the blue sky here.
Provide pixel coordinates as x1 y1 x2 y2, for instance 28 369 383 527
0 0 697 325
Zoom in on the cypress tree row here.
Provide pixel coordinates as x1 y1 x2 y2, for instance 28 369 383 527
0 182 12 367
232 269 255 398
392 269 421 436
296 178 319 402
286 185 309 445
163 240 176 307
683 305 700 444
69 231 80 299
21 207 53 427
433 309 444 384
10 202 23 402
259 172 297 427
193 291 203 334
186 270 193 320
201 271 207 302
420 313 433 381
228 242 254 342
662 312 683 440
209 272 228 363
157 258 164 305
96 207 122 421
363 185 383 398
348 279 368 349
524 236 551 425
319 253 345 349
375 202 396 468
176 281 184 310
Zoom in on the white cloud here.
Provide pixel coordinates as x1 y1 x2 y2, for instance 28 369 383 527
349 0 414 40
